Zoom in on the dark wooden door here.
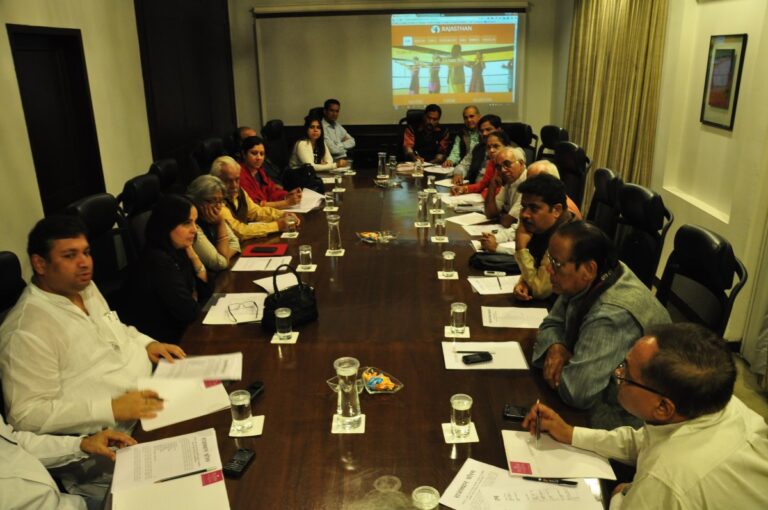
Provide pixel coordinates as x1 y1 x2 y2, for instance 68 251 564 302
8 25 106 215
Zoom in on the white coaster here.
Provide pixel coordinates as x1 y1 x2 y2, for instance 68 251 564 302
437 271 459 280
325 249 346 257
331 414 366 434
332 187 346 193
344 171 357 176
431 236 449 243
323 206 339 212
296 264 317 272
281 232 299 239
429 209 445 215
441 422 479 444
229 415 265 437
270 332 299 344
444 326 470 338
415 221 431 228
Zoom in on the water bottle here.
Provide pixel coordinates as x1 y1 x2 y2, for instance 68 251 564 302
333 357 362 430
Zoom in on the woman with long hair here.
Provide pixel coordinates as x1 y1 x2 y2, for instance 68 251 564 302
288 116 342 172
451 130 511 197
240 137 301 209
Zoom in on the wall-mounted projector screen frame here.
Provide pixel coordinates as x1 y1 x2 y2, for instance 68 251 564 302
251 3 527 125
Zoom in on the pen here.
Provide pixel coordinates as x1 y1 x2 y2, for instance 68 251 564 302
535 398 541 448
523 477 578 487
154 468 208 483
455 350 496 354
497 277 502 289
265 259 272 269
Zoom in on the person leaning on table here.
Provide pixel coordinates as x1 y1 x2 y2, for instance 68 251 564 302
523 323 768 510
186 175 240 274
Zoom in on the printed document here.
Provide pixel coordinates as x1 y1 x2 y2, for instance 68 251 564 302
441 193 485 207
153 352 243 380
253 272 301 294
138 378 230 431
202 293 266 324
232 256 292 271
435 178 467 187
447 212 490 226
283 187 325 213
468 276 520 295
482 306 549 329
441 341 528 370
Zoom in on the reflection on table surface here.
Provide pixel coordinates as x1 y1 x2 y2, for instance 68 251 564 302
135 169 602 509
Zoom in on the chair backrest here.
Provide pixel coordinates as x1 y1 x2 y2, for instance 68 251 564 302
66 193 133 305
149 158 179 193
553 141 590 209
399 109 425 128
614 183 674 288
586 168 622 239
505 122 539 164
118 174 161 253
656 225 748 336
190 137 226 178
0 251 26 322
307 106 324 119
261 119 289 171
536 125 569 161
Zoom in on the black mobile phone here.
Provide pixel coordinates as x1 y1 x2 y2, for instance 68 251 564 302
223 448 255 479
248 246 278 253
503 404 529 422
247 381 264 401
462 351 493 365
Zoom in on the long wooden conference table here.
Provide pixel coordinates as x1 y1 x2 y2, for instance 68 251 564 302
134 170 603 509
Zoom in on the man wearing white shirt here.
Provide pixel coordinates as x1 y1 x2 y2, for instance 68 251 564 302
483 146 526 226
523 323 768 510
322 98 355 161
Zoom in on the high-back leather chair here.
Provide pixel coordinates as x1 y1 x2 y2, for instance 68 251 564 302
505 122 538 164
614 183 674 288
261 119 289 171
0 251 25 323
190 137 226 178
536 125 569 161
118 173 161 253
553 141 590 210
656 225 747 336
307 106 324 119
149 158 179 194
586 168 622 239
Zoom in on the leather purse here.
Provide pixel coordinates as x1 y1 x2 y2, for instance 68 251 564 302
262 264 318 332
468 252 521 274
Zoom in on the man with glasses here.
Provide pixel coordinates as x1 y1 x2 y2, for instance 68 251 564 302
523 323 768 510
532 221 670 428
483 146 527 225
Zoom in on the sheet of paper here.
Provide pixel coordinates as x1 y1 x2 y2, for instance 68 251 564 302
441 341 529 370
425 165 453 175
446 212 490 226
282 187 325 213
482 306 549 329
470 240 516 253
441 193 485 207
202 293 266 324
138 379 230 431
502 430 616 480
440 458 603 510
153 353 243 380
231 256 292 271
435 177 466 187
468 276 520 295
253 272 300 294
463 224 505 236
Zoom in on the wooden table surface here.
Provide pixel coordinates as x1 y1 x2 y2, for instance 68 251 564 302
134 170 600 510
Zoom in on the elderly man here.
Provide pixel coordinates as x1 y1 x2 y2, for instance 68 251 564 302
443 105 480 168
483 146 527 226
524 323 768 510
526 159 582 218
403 104 451 164
210 156 299 241
481 174 577 301
322 98 355 162
532 221 670 428
450 113 502 185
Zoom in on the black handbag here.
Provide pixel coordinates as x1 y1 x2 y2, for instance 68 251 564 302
468 252 521 274
283 164 325 194
262 264 318 332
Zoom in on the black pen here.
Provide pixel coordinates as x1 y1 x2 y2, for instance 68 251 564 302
523 476 578 487
154 468 208 483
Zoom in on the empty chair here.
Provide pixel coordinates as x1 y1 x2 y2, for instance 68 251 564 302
149 158 179 194
261 119 289 171
536 125 569 161
190 137 226 178
0 251 26 322
553 141 590 209
505 122 538 164
66 193 134 306
586 168 623 239
118 173 161 252
614 183 674 288
656 225 747 336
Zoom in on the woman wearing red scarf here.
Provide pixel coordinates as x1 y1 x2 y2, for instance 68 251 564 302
239 136 301 209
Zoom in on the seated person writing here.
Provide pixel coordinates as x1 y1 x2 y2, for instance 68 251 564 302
210 156 299 241
187 175 240 273
403 104 451 164
532 221 670 428
450 113 502 185
524 323 768 510
289 116 345 172
240 138 301 209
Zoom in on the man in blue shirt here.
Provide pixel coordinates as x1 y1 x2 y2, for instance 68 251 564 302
321 99 355 162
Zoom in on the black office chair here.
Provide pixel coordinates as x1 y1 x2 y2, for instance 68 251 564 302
149 158 179 194
614 183 674 288
505 122 538 164
118 174 161 253
66 193 134 307
656 225 747 337
397 109 425 159
553 141 590 210
307 106 324 119
0 251 26 323
261 119 290 172
190 137 226 178
536 125 569 161
586 168 622 239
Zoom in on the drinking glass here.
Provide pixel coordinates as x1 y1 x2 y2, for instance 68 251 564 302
450 302 467 334
435 218 446 238
285 216 297 234
299 245 312 269
324 192 335 209
333 357 362 430
229 389 253 432
377 152 388 179
275 307 292 340
327 214 343 255
417 191 428 224
334 174 343 188
442 251 456 276
450 393 473 438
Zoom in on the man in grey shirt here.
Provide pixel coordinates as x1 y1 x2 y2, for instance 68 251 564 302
321 98 355 161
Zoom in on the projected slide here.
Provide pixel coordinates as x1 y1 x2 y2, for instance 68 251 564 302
391 13 519 107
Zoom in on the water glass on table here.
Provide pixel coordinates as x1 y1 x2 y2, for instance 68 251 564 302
450 393 473 438
275 307 292 340
450 302 467 334
441 251 456 277
229 389 253 432
299 245 312 269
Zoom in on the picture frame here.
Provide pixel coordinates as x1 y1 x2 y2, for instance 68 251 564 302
700 34 747 131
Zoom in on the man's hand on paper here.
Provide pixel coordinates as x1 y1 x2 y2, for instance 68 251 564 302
522 401 574 445
112 390 164 421
543 343 572 389
80 428 137 461
147 342 186 364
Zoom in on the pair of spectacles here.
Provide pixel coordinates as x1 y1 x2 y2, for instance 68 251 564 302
204 198 225 206
613 361 669 399
500 160 520 169
547 253 571 271
227 301 259 323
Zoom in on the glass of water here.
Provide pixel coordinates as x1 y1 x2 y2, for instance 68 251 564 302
229 389 253 432
285 216 297 234
442 251 456 277
450 302 467 334
450 393 473 438
299 245 312 269
275 307 292 340
435 218 446 238
334 174 343 188
324 192 335 209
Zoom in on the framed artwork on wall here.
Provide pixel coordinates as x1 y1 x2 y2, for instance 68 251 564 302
700 33 747 130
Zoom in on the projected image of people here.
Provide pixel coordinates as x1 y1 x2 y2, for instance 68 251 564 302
469 52 485 92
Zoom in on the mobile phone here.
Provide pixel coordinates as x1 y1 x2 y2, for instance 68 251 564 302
462 351 493 365
502 404 529 422
483 270 506 276
247 246 278 253
247 381 264 401
223 448 255 479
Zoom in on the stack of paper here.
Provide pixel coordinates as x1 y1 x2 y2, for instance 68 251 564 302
441 193 484 207
283 187 325 213
441 341 528 370
468 276 520 295
481 306 549 329
446 212 490 226
231 256 292 271
463 224 505 236
435 178 467 187
153 353 243 380
138 378 230 431
112 428 230 510
202 293 266 324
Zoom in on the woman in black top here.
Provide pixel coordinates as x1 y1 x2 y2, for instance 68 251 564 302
124 194 211 343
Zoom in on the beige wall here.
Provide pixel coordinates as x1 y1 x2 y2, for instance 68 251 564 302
0 0 151 278
652 0 768 358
